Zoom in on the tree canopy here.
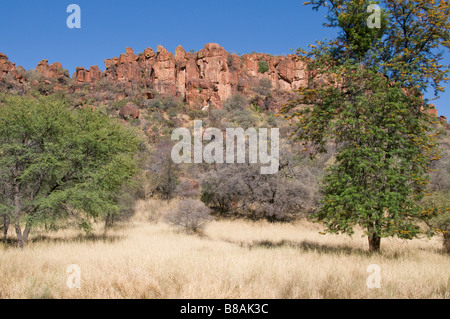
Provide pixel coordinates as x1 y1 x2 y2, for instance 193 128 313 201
281 0 450 251
0 95 141 248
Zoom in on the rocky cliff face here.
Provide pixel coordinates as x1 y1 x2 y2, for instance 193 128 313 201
99 43 308 108
0 44 444 118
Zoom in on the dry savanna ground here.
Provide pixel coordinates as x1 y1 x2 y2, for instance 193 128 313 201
0 199 448 299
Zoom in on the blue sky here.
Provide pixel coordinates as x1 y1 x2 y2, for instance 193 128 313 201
1 0 449 117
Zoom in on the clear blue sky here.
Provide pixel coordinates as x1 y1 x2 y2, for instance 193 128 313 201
1 0 449 118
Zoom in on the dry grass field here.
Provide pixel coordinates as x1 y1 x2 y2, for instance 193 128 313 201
0 199 448 299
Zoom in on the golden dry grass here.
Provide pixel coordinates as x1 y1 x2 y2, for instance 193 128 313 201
0 199 448 299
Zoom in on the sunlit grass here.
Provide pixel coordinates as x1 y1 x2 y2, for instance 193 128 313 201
0 200 448 299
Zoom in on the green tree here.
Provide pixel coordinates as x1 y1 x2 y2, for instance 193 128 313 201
0 95 141 248
281 0 450 252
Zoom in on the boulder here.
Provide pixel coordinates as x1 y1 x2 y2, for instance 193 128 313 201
119 103 140 120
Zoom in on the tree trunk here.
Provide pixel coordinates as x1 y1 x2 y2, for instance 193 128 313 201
444 232 450 254
104 213 111 234
15 221 31 250
368 232 381 253
2 215 9 243
15 222 24 249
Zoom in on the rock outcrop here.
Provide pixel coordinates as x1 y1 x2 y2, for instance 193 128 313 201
0 53 25 83
99 43 308 108
0 45 444 118
36 60 68 80
73 66 101 83
426 104 439 117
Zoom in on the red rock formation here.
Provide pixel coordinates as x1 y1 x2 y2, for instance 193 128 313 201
36 60 68 80
7 44 439 117
0 52 25 83
0 53 15 78
73 66 101 83
151 45 177 96
426 104 439 117
185 78 221 108
99 43 309 108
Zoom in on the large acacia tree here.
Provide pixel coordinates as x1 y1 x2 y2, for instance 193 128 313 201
0 95 141 248
281 0 450 252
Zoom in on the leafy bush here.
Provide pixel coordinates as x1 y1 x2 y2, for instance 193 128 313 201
111 99 128 111
96 78 128 94
34 80 55 96
148 96 185 112
25 69 44 83
258 61 269 74
164 199 212 233
188 109 208 120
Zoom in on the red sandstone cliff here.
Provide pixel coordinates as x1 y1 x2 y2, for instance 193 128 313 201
97 43 308 108
0 44 445 118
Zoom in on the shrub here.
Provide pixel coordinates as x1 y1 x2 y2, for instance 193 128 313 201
96 78 127 94
252 78 273 96
111 99 128 111
188 109 208 120
175 180 201 199
164 199 212 233
225 108 258 128
223 93 248 111
258 61 269 74
26 69 44 83
266 113 278 127
200 160 319 222
148 96 184 112
208 109 226 126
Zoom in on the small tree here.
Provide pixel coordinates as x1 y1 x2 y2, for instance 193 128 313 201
281 0 450 252
0 95 141 248
164 199 212 233
148 139 180 202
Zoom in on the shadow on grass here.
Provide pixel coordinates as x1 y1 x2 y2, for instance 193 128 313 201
1 233 125 248
31 233 125 244
238 239 373 257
